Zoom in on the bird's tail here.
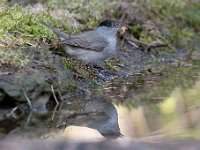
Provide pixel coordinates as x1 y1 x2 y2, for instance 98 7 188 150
42 22 69 40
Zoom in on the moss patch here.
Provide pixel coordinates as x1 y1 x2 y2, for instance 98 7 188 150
0 48 29 67
138 0 200 48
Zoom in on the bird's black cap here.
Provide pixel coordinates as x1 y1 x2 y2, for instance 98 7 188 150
99 20 116 28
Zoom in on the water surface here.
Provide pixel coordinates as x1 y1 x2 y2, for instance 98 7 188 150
0 61 200 142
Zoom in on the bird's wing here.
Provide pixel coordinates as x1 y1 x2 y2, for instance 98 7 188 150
43 23 108 52
61 31 108 52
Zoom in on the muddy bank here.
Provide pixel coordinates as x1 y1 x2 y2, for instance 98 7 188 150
0 43 192 106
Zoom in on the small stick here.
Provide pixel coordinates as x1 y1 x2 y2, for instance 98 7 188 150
24 111 33 128
51 85 59 104
57 89 63 102
126 36 168 50
146 42 168 50
51 103 59 121
8 106 18 119
127 40 139 48
23 90 33 110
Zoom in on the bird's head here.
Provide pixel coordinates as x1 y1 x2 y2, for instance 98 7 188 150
99 20 121 29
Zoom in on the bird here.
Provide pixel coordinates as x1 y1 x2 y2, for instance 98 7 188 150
43 20 119 64
57 100 123 139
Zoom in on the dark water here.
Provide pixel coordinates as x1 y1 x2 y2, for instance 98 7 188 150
0 61 200 142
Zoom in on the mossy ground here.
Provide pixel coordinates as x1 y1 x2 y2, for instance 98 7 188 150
0 0 112 67
137 0 200 49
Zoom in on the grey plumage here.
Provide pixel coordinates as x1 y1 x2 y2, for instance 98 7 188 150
58 100 122 139
43 21 118 64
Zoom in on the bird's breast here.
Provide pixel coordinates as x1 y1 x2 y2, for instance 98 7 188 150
106 37 116 54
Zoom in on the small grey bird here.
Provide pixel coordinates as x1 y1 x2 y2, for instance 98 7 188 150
58 100 122 139
44 20 119 64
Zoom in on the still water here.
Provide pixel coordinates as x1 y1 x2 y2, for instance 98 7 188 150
0 61 200 142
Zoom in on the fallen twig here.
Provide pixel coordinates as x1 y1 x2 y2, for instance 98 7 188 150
7 106 19 119
6 106 24 119
24 111 32 128
127 40 139 48
57 89 63 102
146 42 168 51
51 85 59 104
51 103 59 121
125 35 168 51
23 89 33 110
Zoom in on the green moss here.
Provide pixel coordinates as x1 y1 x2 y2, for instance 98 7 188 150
0 5 54 44
193 60 200 66
140 31 158 44
0 3 91 46
105 59 121 71
0 48 29 67
63 82 77 92
61 58 78 69
61 58 97 80
130 25 143 39
137 0 200 49
0 4 78 67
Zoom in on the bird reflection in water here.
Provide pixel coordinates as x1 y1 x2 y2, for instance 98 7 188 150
58 100 122 139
